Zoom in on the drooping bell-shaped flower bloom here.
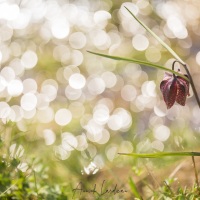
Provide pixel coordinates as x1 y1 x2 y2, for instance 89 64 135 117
160 72 190 109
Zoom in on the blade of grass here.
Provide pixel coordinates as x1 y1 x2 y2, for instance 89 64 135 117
87 51 189 81
192 156 200 189
118 152 200 158
124 6 185 65
129 177 143 200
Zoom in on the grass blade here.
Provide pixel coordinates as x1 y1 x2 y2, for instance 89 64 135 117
124 6 185 65
129 177 143 200
118 152 200 158
87 50 189 81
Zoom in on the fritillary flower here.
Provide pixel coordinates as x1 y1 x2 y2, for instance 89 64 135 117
160 72 190 109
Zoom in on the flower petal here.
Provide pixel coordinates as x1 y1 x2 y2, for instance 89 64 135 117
160 78 177 109
177 75 190 96
176 76 189 106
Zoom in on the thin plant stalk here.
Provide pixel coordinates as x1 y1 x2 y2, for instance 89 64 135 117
192 156 199 188
164 181 174 196
118 152 200 158
33 170 38 195
124 6 185 65
173 60 200 108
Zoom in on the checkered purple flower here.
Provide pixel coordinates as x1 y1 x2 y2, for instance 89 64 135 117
160 72 190 109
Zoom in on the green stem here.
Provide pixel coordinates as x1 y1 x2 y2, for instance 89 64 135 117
33 170 38 195
173 60 200 108
87 51 189 81
118 152 200 158
192 156 199 188
124 6 185 64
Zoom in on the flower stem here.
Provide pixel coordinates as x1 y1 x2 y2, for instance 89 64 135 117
192 156 200 189
172 60 200 109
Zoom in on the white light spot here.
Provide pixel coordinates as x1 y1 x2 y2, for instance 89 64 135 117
153 125 170 141
9 105 23 122
94 10 111 27
0 102 11 119
71 50 83 66
87 77 105 95
81 144 97 159
132 34 149 51
92 30 111 50
21 50 38 69
93 105 110 125
62 132 77 151
0 76 7 92
65 86 82 100
121 85 137 101
119 141 133 153
97 129 110 144
51 21 70 39
166 105 180 120
23 108 36 119
167 16 188 39
196 51 200 65
1 67 15 82
69 32 87 49
9 58 24 76
86 119 103 143
37 107 54 123
55 109 72 126
82 162 99 175
142 81 157 97
101 71 117 88
41 84 57 101
69 73 86 89
23 79 37 93
53 45 71 63
76 135 88 151
43 129 56 145
106 144 118 161
21 93 37 111
17 162 28 172
154 101 167 117
120 3 139 17
151 140 164 151
0 3 19 21
145 47 161 63
7 79 23 96
107 115 122 131
36 94 49 110
9 144 24 158
54 145 71 160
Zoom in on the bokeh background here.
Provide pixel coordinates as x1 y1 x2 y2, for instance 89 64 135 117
1 0 200 199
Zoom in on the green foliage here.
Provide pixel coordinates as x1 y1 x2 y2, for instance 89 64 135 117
0 139 69 199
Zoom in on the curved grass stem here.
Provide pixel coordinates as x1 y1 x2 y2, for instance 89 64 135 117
173 60 200 108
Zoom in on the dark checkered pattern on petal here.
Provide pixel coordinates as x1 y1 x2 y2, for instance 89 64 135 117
160 72 190 109
177 75 190 96
176 75 190 106
160 77 177 109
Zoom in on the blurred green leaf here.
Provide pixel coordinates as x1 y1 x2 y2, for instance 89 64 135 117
129 177 143 200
